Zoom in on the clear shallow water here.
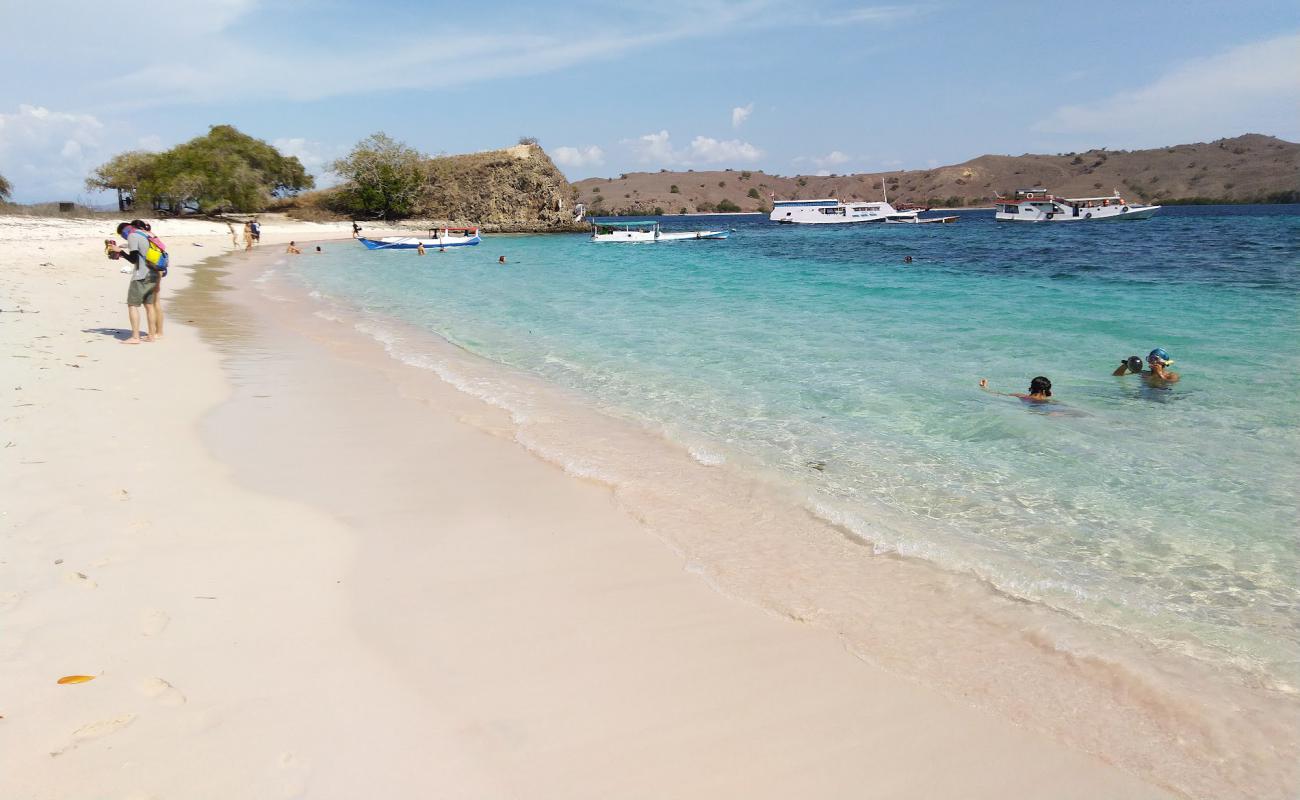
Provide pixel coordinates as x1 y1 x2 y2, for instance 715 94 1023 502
292 206 1300 684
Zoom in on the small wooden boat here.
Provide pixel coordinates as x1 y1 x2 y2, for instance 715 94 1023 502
885 215 960 224
358 227 481 249
591 220 729 243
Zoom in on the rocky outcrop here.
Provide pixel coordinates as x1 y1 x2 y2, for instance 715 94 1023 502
418 144 585 232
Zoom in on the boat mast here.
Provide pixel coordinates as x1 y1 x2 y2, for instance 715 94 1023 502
881 177 888 204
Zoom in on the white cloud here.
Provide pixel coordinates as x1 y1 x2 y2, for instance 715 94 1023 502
0 105 106 202
625 130 762 166
552 145 606 169
1034 32 1300 146
731 103 753 129
273 137 344 187
795 151 852 171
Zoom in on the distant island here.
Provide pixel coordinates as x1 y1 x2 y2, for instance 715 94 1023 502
572 134 1299 216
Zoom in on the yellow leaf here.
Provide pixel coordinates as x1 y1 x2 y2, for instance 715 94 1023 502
57 675 96 685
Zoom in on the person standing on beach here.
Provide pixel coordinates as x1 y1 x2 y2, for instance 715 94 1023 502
115 222 160 344
250 218 261 244
130 219 163 340
352 221 362 238
243 222 254 251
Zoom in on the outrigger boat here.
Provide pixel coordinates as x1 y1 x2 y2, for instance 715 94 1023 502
358 227 481 249
995 189 1160 222
590 220 729 243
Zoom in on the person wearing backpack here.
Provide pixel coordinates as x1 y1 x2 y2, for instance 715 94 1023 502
113 221 167 344
129 219 166 340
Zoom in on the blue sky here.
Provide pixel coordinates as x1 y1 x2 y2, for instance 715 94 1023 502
1 0 1297 202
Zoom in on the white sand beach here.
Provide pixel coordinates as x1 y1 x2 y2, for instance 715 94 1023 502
0 215 1190 798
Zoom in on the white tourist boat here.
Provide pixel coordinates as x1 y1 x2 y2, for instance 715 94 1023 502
358 227 481 249
995 189 1160 222
769 198 920 224
590 220 729 243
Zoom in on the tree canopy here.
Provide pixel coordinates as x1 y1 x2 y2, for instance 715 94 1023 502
329 133 427 219
86 125 313 214
0 172 11 202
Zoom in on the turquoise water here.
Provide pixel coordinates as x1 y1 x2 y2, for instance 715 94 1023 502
290 206 1300 683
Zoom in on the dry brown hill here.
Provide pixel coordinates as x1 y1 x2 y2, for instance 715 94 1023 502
572 134 1299 215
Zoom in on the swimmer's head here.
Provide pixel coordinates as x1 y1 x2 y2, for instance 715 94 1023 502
1029 376 1052 397
1148 348 1174 367
1126 356 1144 373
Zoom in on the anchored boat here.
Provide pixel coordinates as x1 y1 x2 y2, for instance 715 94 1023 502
358 227 481 249
590 220 729 243
995 189 1160 222
770 180 957 224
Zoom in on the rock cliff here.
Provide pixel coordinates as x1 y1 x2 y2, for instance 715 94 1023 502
418 144 584 232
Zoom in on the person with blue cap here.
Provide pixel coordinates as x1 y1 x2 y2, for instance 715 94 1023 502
1113 348 1180 384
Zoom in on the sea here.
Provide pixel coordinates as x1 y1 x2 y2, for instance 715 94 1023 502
274 205 1299 794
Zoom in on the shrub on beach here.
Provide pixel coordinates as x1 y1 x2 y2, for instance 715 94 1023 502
0 172 11 202
329 132 428 220
716 199 742 212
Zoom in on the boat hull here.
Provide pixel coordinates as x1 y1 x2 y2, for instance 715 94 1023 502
590 229 729 243
358 235 481 249
995 204 1161 222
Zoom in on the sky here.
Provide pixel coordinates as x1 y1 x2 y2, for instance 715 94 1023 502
1 0 1297 202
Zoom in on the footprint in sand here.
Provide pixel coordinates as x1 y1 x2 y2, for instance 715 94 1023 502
139 609 170 637
138 677 186 707
0 590 22 612
51 713 136 756
63 571 97 589
277 752 312 797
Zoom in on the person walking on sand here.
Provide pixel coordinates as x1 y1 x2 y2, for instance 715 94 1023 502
251 218 261 244
979 376 1053 403
227 222 238 248
115 222 160 344
243 222 254 251
352 221 362 238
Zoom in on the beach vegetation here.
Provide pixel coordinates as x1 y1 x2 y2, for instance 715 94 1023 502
90 125 313 214
85 150 160 211
330 132 427 220
716 199 741 212
696 200 716 213
669 184 680 193
718 181 726 187
653 206 664 215
517 136 539 145
747 188 760 199
796 177 807 187
678 206 688 214
740 170 752 180
0 172 11 202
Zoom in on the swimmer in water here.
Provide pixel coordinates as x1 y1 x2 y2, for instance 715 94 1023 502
979 376 1053 403
1113 348 1180 384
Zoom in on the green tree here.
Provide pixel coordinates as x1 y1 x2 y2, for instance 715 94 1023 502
330 132 427 219
696 200 716 213
716 199 741 213
0 172 11 203
746 188 760 199
669 184 680 193
92 125 313 214
85 150 160 211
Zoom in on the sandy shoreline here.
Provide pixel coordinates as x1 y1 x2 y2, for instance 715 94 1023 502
0 214 1257 797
